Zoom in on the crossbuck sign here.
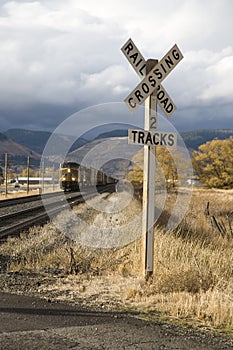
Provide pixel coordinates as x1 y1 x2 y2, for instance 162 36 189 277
121 38 183 276
121 39 183 116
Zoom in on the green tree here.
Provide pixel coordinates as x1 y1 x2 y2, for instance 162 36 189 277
192 137 233 188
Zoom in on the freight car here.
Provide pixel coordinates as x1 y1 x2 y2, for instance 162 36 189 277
60 161 115 192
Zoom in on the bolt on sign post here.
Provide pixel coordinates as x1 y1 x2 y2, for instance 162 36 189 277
121 39 183 277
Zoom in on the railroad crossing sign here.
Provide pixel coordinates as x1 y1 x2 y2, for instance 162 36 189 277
121 38 183 277
121 39 183 116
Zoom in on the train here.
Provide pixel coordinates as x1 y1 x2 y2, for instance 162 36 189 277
0 167 4 185
60 161 116 192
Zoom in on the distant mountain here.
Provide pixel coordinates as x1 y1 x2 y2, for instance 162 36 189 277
0 133 8 142
3 128 233 167
81 123 132 141
94 128 233 151
65 136 138 178
181 129 233 150
95 129 128 140
0 132 41 168
4 129 88 155
5 129 52 154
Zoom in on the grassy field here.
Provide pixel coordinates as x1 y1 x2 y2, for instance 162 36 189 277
0 187 232 335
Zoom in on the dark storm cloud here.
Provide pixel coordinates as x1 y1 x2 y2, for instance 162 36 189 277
0 0 232 132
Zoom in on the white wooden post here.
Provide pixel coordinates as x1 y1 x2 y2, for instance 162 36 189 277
142 59 158 277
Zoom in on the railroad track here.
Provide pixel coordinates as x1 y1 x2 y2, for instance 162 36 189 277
0 191 63 209
0 184 115 241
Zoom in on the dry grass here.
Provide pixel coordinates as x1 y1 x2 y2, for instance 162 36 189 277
135 228 233 331
0 188 233 334
0 187 40 200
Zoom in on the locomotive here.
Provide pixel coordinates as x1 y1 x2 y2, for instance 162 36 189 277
60 161 115 192
60 162 80 191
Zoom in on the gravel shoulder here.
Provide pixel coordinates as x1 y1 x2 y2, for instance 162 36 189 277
0 289 232 350
0 273 232 350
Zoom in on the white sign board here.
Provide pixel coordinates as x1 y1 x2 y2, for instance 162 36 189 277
121 38 146 78
128 82 176 117
125 44 183 112
128 129 177 148
121 39 176 118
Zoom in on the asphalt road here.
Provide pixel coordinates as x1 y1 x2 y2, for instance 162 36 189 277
0 292 232 350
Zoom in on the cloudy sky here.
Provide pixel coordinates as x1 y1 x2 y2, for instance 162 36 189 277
0 0 232 132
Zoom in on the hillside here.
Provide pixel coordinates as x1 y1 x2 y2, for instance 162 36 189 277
94 128 233 151
3 128 233 166
0 133 41 168
181 129 233 150
4 129 51 154
95 129 128 140
65 137 138 178
4 129 88 154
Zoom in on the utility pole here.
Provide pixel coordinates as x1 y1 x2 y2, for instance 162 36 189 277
4 153 8 198
41 158 45 193
26 156 30 194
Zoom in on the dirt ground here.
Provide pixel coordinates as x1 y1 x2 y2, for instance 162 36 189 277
0 187 39 199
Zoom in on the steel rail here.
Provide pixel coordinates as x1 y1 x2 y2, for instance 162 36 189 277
0 191 64 208
0 184 115 241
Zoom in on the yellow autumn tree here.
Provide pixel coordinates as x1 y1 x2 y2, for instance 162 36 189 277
127 149 143 182
192 137 233 188
20 168 39 177
127 147 188 189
